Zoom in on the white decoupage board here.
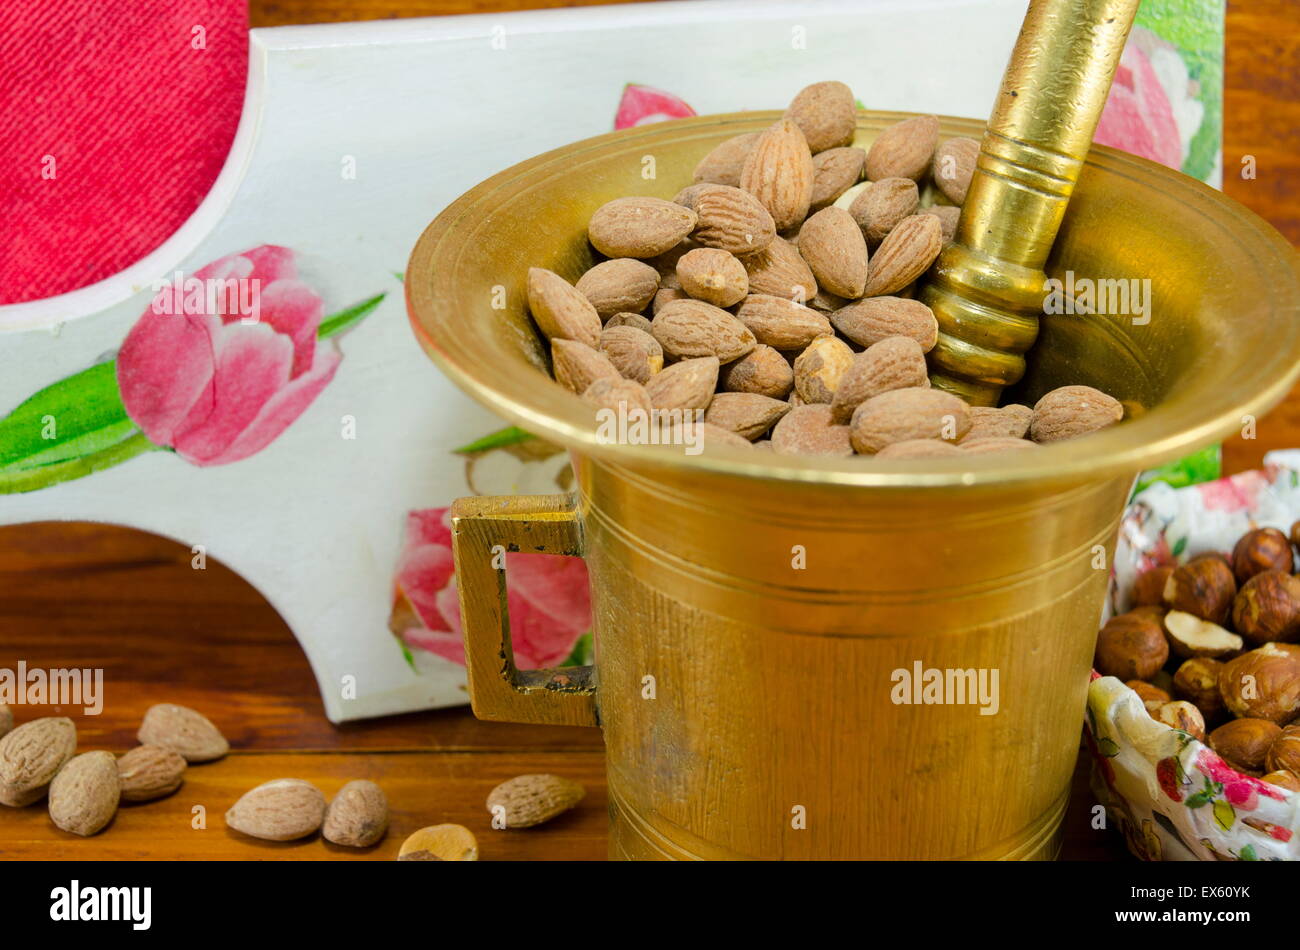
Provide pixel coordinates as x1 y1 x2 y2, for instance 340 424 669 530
0 0 1028 721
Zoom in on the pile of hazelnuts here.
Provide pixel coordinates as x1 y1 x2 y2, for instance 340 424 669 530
1096 522 1300 789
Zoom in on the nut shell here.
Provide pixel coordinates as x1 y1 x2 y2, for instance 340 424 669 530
1231 527 1294 585
137 703 229 763
1163 555 1237 626
0 717 77 806
116 744 186 802
225 778 326 841
1028 385 1123 443
1218 643 1300 724
1153 701 1206 741
1231 570 1300 645
1132 566 1174 608
323 779 389 848
1095 609 1169 681
1265 726 1300 777
399 824 478 861
486 774 585 829
1208 718 1282 775
48 750 120 837
1172 657 1226 721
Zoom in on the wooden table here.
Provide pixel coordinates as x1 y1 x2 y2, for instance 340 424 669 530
0 0 1295 861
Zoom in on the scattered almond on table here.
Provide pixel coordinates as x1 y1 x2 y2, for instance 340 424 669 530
520 80 1125 456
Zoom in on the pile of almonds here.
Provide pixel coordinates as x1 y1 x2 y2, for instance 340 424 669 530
1097 521 1300 788
0 702 226 836
526 80 1125 458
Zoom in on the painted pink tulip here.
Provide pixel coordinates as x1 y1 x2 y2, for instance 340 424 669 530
1095 40 1183 169
614 84 696 129
392 507 590 669
117 245 340 466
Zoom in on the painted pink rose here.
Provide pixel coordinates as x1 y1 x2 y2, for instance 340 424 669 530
391 507 590 669
117 245 340 466
614 84 696 129
1197 749 1286 804
1196 472 1267 513
1095 40 1183 169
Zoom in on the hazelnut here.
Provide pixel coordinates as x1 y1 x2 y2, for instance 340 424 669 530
1232 527 1294 585
1218 642 1300 724
1208 718 1282 775
1231 570 1300 645
1163 554 1236 625
1132 566 1173 608
1173 657 1226 721
1162 610 1243 660
1126 679 1171 713
1265 724 1300 776
1154 700 1206 741
1095 609 1169 681
1262 770 1300 793
1291 520 1300 550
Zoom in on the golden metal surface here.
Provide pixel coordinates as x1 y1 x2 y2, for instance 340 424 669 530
410 110 1300 860
923 0 1141 404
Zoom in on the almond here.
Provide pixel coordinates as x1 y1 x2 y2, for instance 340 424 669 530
849 177 919 246
810 147 866 211
575 258 660 320
830 336 929 423
770 404 854 457
793 335 854 404
651 284 688 315
676 247 748 307
704 392 791 440
605 311 654 334
117 745 186 802
0 717 77 806
645 356 719 411
797 206 868 299
850 387 971 454
865 114 940 182
735 294 832 350
599 325 663 383
527 268 602 348
831 296 938 351
687 184 777 256
225 778 326 841
931 137 980 205
137 703 229 763
693 132 761 186
48 751 119 837
739 118 814 232
921 204 960 243
582 376 654 415
1029 385 1124 443
961 437 1037 454
323 779 389 848
0 703 11 739
551 338 621 394
862 214 943 297
740 235 818 302
652 299 756 362
960 404 1032 442
487 773 585 828
588 196 697 258
718 344 795 398
785 80 857 153
399 823 479 860
876 439 964 460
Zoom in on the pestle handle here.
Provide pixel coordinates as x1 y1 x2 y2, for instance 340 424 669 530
920 0 1141 406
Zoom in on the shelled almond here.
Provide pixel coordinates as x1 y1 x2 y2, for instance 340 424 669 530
520 81 1128 456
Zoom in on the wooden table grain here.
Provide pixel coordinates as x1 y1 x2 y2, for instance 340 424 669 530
0 0 1294 861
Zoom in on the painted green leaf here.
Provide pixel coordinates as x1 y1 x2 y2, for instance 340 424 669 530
453 426 534 455
318 292 386 339
1212 798 1235 830
0 361 144 474
1185 791 1211 808
1172 536 1188 557
1239 843 1257 861
1097 737 1120 758
562 632 593 667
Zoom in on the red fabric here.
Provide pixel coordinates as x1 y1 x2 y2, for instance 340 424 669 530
0 1 248 305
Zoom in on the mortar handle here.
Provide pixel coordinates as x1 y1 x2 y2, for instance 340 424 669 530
451 493 598 728
921 0 1141 406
